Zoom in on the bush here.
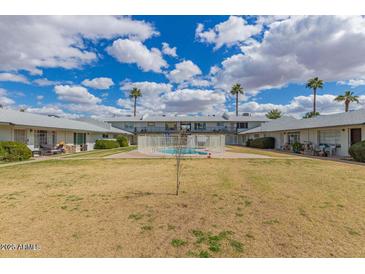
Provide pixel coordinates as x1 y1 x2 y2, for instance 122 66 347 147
292 142 302 153
246 139 252 147
249 137 275 149
94 139 120 149
116 135 129 147
0 141 32 162
349 140 365 162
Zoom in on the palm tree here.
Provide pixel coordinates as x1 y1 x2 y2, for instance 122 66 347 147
129 87 142 117
305 77 323 116
334 90 359 112
230 83 244 116
303 111 320 119
266 109 282 119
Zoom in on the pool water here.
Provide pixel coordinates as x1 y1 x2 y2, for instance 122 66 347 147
159 147 208 155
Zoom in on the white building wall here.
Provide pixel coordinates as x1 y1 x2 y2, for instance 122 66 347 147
245 125 365 156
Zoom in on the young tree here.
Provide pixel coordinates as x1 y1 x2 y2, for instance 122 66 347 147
174 130 187 195
266 109 282 119
129 87 142 117
334 91 359 112
230 83 244 116
305 77 323 116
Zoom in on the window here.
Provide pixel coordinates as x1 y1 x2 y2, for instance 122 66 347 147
147 122 155 127
319 130 341 145
102 134 109 138
180 123 191 130
237 122 248 129
165 122 177 130
74 133 86 145
14 129 27 144
216 122 224 127
287 132 300 144
194 122 206 130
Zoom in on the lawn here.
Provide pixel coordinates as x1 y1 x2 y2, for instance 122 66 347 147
226 145 293 158
0 157 364 257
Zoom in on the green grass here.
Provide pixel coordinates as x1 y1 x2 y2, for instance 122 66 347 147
171 239 187 247
128 213 144 221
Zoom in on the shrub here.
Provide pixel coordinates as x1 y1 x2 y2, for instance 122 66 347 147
246 139 252 147
249 137 275 149
0 141 32 161
94 139 120 149
349 140 365 162
292 142 302 153
116 135 129 147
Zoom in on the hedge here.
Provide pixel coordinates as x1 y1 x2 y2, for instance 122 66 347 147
94 139 120 149
349 140 365 162
0 141 32 162
248 137 275 149
116 135 129 147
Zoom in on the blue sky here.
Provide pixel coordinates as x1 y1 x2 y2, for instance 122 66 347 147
0 15 365 118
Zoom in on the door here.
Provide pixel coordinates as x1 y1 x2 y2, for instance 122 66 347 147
350 128 362 145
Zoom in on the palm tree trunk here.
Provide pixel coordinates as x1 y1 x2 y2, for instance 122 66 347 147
133 97 137 117
313 88 317 115
345 101 349 112
236 93 238 116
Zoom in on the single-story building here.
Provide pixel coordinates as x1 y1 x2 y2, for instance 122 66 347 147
239 109 365 157
0 109 132 153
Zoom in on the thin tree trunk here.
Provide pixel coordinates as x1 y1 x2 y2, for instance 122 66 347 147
133 97 137 117
345 101 349 112
313 88 317 115
236 93 238 116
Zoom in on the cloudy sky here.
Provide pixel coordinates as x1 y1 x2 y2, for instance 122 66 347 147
0 15 365 118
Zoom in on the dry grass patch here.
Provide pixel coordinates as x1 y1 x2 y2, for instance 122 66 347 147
226 145 295 158
0 157 364 257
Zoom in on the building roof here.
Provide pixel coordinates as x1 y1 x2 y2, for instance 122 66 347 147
239 110 365 134
0 109 132 135
104 113 269 123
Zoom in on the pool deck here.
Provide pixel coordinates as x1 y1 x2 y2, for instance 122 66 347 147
106 149 272 159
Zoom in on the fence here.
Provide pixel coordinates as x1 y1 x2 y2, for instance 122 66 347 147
138 134 225 153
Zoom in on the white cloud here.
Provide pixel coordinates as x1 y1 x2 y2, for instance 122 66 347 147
167 60 202 83
240 94 365 118
107 39 167 73
196 16 262 49
161 42 177 57
0 88 15 106
33 78 64 86
0 16 157 74
338 78 365 87
118 81 173 114
0 73 29 84
162 89 226 114
54 85 101 105
25 105 80 119
81 77 114 90
36 95 44 101
214 16 365 94
117 81 225 115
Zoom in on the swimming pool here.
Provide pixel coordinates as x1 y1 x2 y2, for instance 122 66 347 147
159 147 208 155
